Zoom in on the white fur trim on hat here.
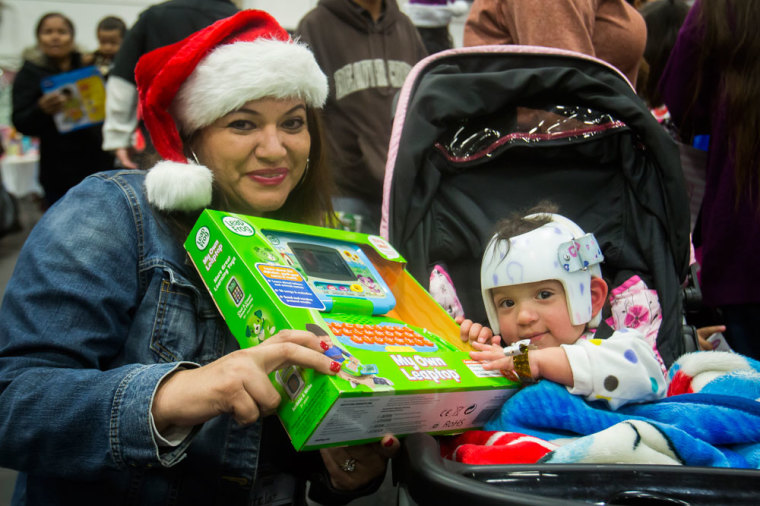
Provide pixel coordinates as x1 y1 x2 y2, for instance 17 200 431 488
171 38 328 135
145 161 213 211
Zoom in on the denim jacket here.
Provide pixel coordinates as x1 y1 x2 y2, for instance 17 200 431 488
0 171 267 505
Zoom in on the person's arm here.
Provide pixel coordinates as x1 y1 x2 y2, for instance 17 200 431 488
102 76 139 168
563 329 667 409
0 176 174 474
470 341 574 386
11 65 58 138
101 11 148 162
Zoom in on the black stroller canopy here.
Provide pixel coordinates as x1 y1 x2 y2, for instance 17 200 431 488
384 47 691 366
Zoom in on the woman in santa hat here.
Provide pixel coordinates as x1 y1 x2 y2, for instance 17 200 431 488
0 10 396 505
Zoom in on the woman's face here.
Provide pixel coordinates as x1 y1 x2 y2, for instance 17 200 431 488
37 16 74 61
193 98 311 216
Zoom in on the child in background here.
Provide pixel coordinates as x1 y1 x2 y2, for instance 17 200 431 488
459 205 667 409
92 16 126 78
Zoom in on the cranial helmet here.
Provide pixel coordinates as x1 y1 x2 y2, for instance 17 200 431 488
480 213 604 335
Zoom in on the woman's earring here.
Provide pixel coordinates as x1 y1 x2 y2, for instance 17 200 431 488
190 150 201 165
293 158 310 190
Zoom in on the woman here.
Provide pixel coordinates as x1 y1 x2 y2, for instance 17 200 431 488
659 0 760 359
11 12 114 208
0 11 396 505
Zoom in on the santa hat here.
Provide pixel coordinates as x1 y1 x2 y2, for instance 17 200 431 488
135 10 328 211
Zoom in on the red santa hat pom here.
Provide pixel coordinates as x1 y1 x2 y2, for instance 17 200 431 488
134 10 328 211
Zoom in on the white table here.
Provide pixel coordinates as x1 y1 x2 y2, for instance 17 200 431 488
0 154 43 197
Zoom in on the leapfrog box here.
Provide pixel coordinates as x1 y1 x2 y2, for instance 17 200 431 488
185 210 518 450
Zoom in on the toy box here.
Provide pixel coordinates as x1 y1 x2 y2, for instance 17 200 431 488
184 210 518 450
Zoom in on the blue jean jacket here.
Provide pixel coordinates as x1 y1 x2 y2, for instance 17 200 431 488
0 171 266 505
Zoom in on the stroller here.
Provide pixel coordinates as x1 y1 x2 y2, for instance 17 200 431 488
380 46 760 504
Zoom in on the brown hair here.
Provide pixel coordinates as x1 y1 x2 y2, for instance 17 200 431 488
682 0 760 208
638 0 690 108
493 201 559 245
97 16 127 37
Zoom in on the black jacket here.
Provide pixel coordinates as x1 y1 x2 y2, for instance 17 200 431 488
11 48 113 203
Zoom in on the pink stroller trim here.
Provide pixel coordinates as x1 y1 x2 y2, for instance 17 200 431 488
379 44 633 239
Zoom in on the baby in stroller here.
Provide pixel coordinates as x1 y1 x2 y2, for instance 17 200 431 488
435 203 760 471
458 203 666 410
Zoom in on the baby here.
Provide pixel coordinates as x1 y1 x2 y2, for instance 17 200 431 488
92 16 126 78
459 209 667 409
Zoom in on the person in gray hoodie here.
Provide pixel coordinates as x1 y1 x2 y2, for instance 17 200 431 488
296 0 427 234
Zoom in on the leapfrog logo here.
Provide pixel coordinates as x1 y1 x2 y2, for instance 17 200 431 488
222 216 255 237
195 226 210 250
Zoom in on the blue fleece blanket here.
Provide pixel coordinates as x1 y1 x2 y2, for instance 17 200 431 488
485 351 760 468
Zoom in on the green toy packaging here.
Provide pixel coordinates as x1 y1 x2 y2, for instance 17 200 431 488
184 210 518 450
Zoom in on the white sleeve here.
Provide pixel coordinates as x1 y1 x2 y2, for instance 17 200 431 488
562 329 667 410
102 76 139 151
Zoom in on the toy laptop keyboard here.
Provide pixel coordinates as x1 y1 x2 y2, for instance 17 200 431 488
325 313 456 353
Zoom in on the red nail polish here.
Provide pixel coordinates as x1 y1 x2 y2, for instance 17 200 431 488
384 438 395 448
320 341 330 351
330 361 341 372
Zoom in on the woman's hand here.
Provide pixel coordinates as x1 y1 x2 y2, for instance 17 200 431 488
455 315 499 345
151 329 340 432
38 91 66 115
320 435 399 490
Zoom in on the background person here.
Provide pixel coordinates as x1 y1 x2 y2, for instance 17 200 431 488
91 15 127 79
659 0 760 359
463 0 646 86
0 11 396 505
11 12 114 208
296 0 428 234
403 0 471 54
102 0 239 169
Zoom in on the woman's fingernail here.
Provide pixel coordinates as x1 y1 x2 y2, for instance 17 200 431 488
384 438 395 447
320 341 330 351
330 361 341 372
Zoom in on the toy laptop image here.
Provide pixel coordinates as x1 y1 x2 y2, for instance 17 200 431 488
185 210 517 450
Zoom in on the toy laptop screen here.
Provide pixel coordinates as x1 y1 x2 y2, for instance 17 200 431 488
262 230 396 315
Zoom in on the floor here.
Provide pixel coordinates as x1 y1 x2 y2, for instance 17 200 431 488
0 195 397 505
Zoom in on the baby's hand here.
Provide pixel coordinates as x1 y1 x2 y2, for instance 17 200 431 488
455 316 498 345
469 340 519 380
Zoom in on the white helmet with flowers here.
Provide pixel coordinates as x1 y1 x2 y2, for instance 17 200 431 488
480 213 605 335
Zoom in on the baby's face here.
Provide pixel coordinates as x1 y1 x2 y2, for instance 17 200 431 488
97 29 122 57
492 279 586 349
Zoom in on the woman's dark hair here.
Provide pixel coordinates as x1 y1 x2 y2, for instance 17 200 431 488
36 12 75 38
638 0 690 107
261 106 334 226
683 0 760 207
97 16 127 37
